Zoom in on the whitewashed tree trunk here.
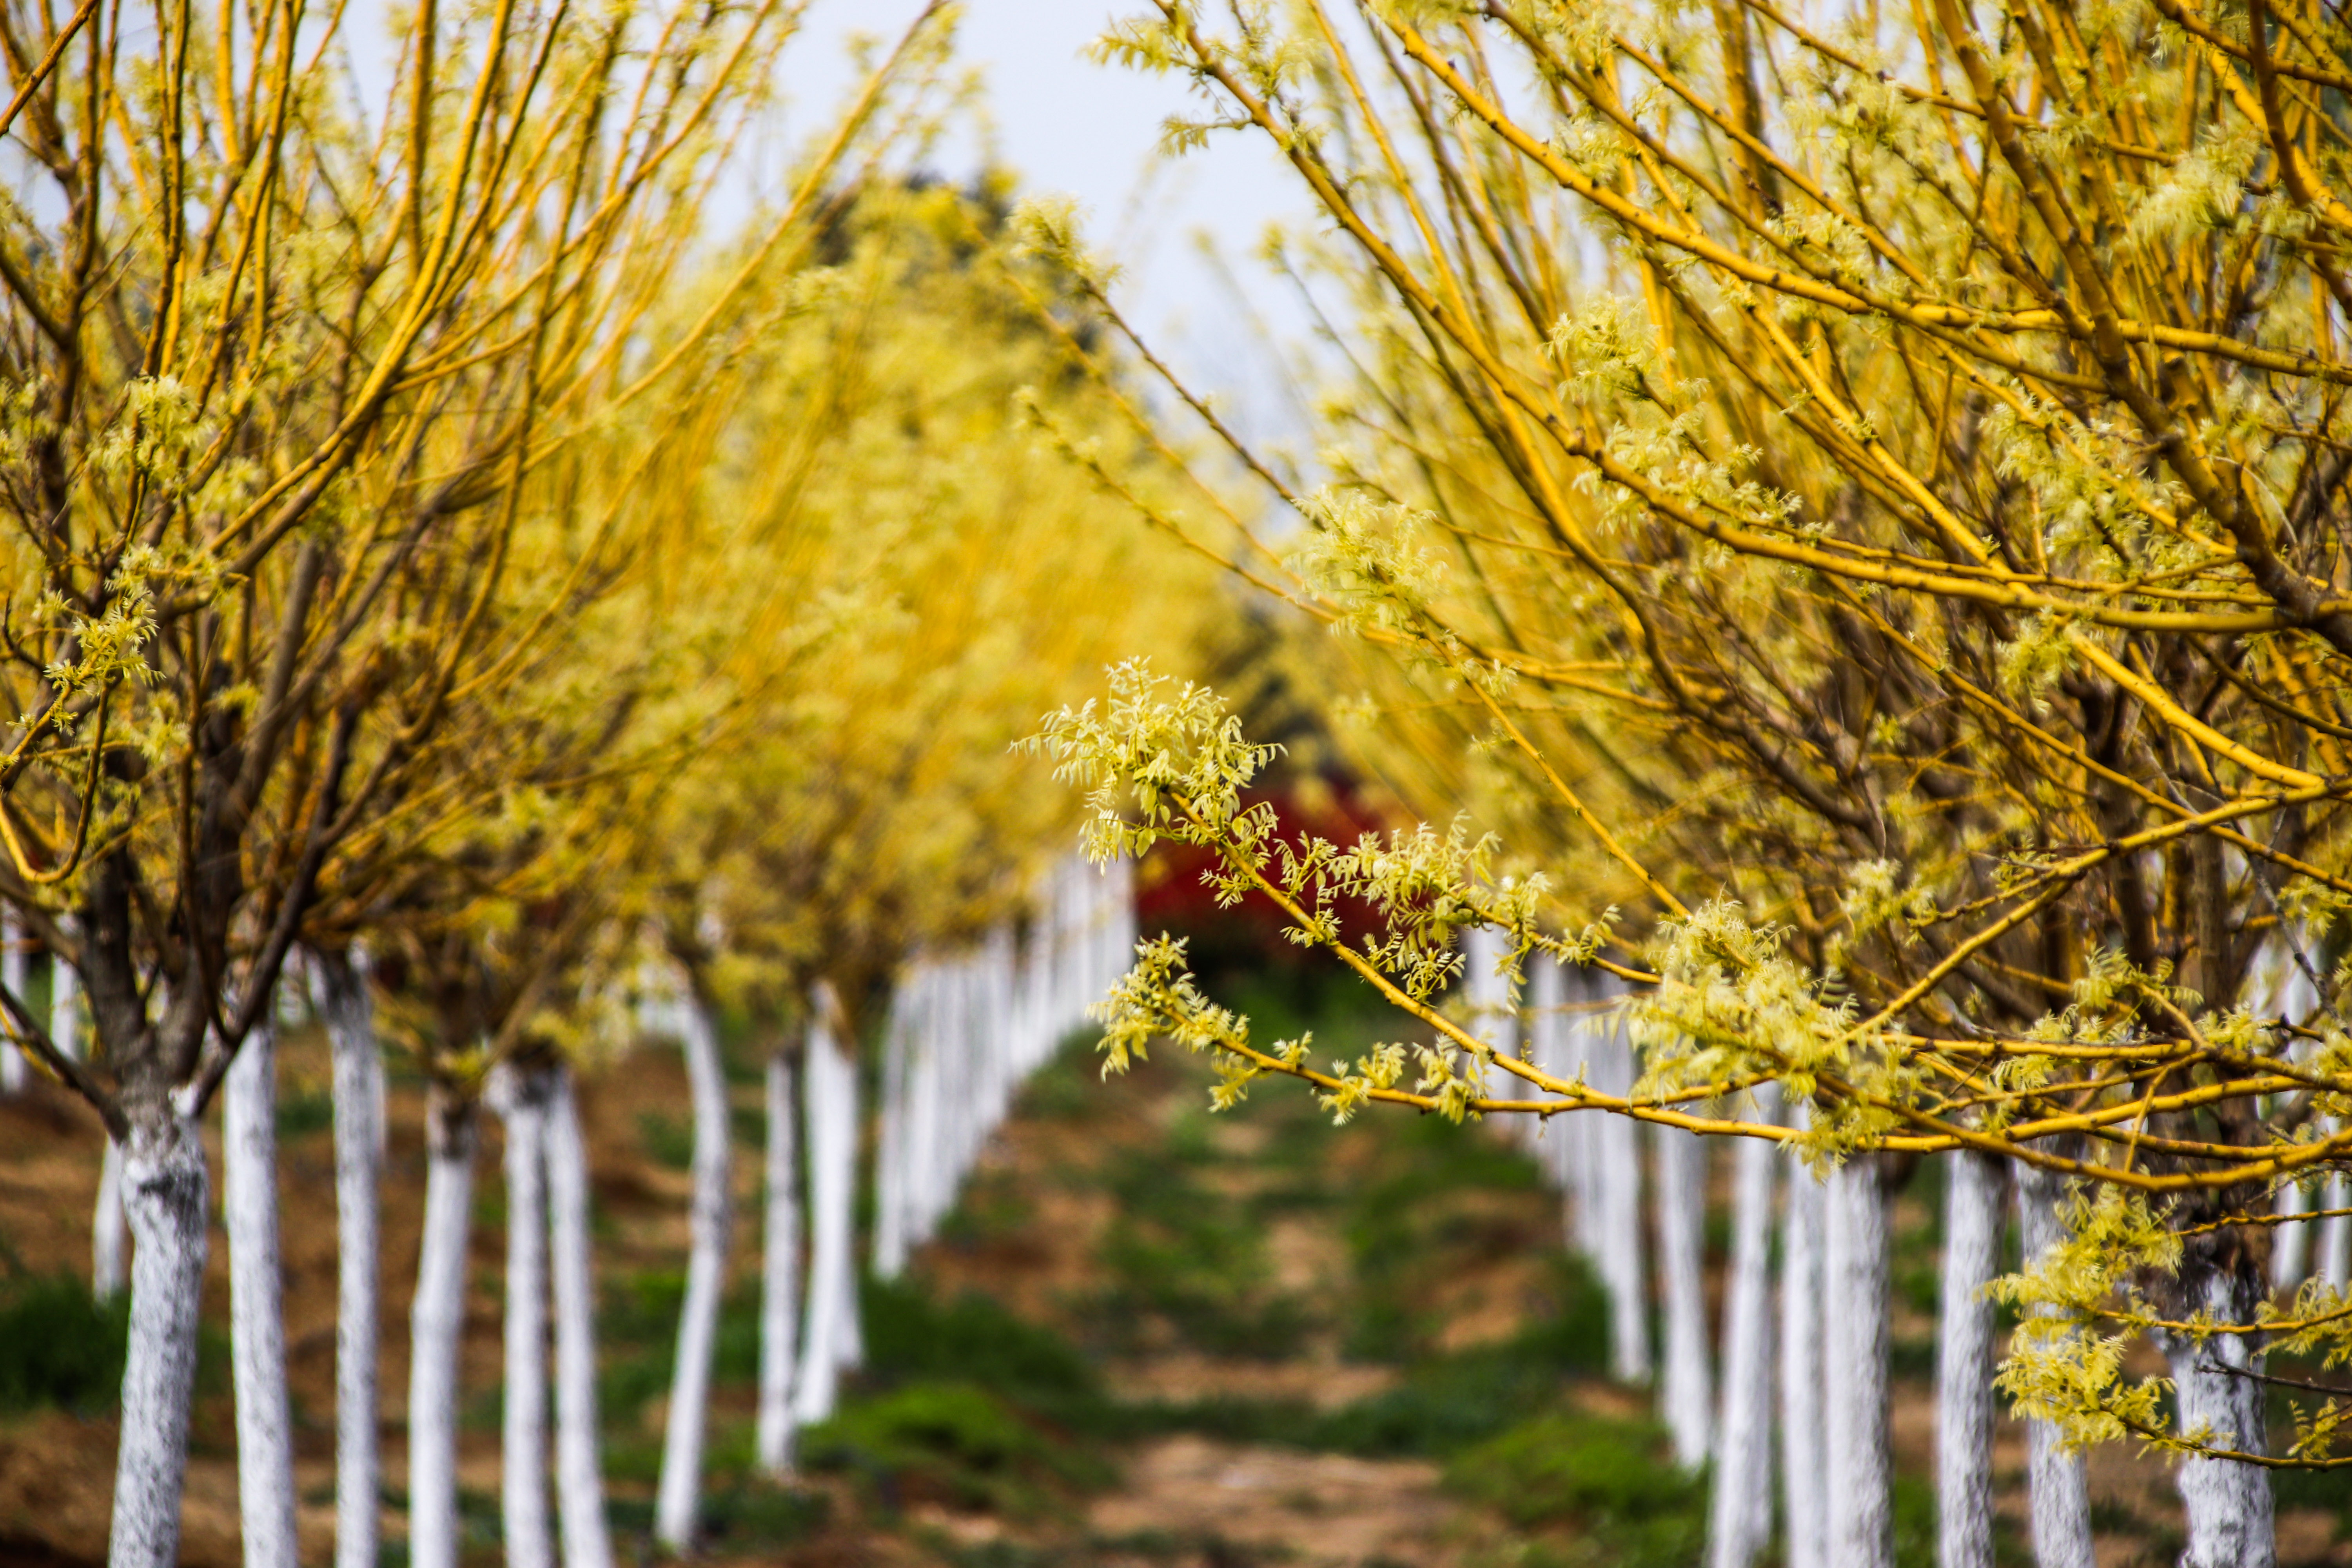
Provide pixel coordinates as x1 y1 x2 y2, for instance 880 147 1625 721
1781 1160 1828 1568
495 1067 554 1568
2319 1171 2350 1291
2016 1162 2095 1568
544 1065 613 1568
871 997 911 1281
50 942 82 1059
831 1046 863 1374
318 954 382 1568
108 1114 210 1568
95 1136 128 1299
794 1020 853 1426
0 909 24 1095
1592 1005 1651 1381
1655 1122 1713 1466
757 1050 803 1475
225 1024 300 1568
2273 1179 2312 1295
655 995 734 1553
1823 1159 1892 1568
1936 1152 2003 1568
1708 1098 1777 1568
2166 1264 2277 1568
408 1086 479 1568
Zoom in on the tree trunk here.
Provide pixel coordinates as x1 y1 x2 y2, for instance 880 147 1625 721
1 909 25 1094
225 1023 300 1568
871 994 911 1282
1781 1160 1828 1568
2272 1178 2311 1296
1655 1123 1713 1466
318 953 382 1568
758 1051 803 1475
794 1020 853 1426
1707 1095 1777 1568
495 1067 554 1568
408 1085 478 1568
2016 1163 2095 1568
1935 1152 2003 1568
654 996 733 1553
94 1137 127 1299
2319 1169 2350 1292
1593 1007 1651 1381
2166 1263 2277 1568
107 1115 210 1568
51 941 81 1060
545 1065 613 1568
1823 1159 1891 1568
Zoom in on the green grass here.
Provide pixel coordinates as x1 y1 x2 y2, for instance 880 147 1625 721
0 1274 127 1414
801 1381 1113 1514
1443 1411 1706 1568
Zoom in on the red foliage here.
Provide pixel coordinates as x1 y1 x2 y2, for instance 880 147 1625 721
1131 773 1401 974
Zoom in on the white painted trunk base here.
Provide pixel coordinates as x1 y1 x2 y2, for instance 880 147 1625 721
795 1017 857 1427
95 1137 127 1299
2167 1267 2277 1568
2017 1163 2094 1568
1654 1123 1713 1467
546 1066 613 1568
1780 1156 1828 1568
758 1053 803 1475
654 998 734 1552
1935 1152 2002 1568
495 1067 554 1568
1823 1159 1892 1568
1707 1098 1777 1568
0 911 24 1095
225 1025 300 1568
321 958 382 1568
408 1089 478 1568
108 1117 210 1568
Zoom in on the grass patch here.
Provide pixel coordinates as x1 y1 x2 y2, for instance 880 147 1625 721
801 1380 1112 1514
636 1112 694 1172
1443 1410 1704 1568
0 1275 127 1414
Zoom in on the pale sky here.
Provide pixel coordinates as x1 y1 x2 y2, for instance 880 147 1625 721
781 0 1323 448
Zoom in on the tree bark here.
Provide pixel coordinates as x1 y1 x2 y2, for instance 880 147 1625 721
1824 1159 1892 1568
50 940 81 1060
2272 1178 2311 1296
1655 1122 1713 1466
1593 1008 1651 1381
1707 1093 1777 1568
654 996 733 1552
2165 1263 2277 1568
318 953 382 1568
94 1137 127 1300
225 1022 300 1568
758 1051 803 1475
408 1085 478 1568
794 1019 853 1426
2318 1169 2350 1292
545 1065 613 1568
1781 1160 1828 1568
495 1066 554 1568
1 909 25 1094
2017 1163 2094 1568
1936 1152 2003 1568
107 1115 210 1568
